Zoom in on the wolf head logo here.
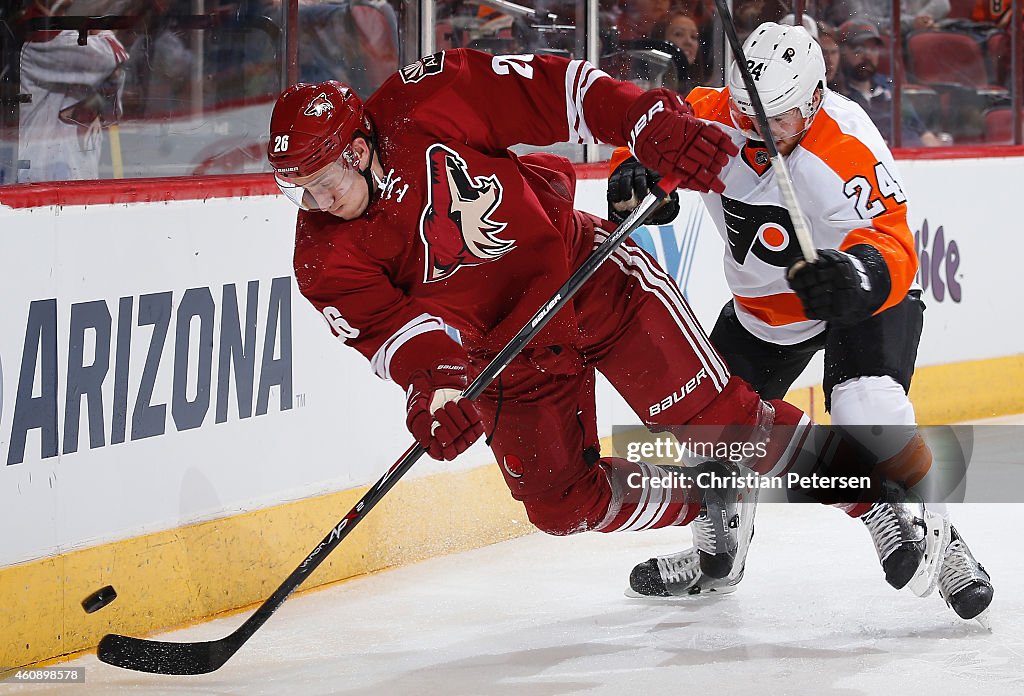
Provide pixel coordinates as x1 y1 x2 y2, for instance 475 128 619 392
419 144 514 283
303 92 335 118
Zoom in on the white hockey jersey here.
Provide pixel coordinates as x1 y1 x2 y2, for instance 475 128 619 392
687 86 918 345
19 30 128 183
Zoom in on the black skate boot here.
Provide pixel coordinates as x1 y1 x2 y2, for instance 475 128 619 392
627 461 757 597
938 526 993 626
860 481 949 593
628 547 702 597
626 532 753 597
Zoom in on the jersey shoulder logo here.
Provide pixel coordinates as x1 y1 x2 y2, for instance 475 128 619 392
400 52 445 84
303 93 334 118
722 196 804 268
741 142 772 177
419 143 514 283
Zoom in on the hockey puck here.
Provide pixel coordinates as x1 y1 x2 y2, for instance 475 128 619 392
81 585 117 614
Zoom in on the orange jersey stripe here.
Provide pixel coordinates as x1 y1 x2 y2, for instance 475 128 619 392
686 86 734 128
799 109 918 313
733 292 809 326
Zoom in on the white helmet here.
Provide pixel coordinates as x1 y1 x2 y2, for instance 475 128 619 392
728 22 826 137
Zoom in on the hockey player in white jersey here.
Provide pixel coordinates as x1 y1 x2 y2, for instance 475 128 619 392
608 22 993 622
17 1 128 183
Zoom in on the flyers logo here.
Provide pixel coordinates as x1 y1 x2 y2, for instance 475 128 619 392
419 144 514 283
303 92 335 118
722 197 803 267
400 52 445 84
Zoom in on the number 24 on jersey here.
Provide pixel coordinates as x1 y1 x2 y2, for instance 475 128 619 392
844 161 906 218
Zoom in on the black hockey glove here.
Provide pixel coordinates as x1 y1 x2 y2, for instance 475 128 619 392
607 156 681 225
786 245 892 326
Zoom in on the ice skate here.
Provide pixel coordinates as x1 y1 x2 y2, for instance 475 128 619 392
938 526 993 627
627 461 757 597
860 480 949 594
626 537 751 598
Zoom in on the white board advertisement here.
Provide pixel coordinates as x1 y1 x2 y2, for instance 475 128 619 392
1 154 1019 566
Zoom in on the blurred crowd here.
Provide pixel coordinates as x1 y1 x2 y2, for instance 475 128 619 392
2 0 402 182
1 0 1018 184
599 0 1015 147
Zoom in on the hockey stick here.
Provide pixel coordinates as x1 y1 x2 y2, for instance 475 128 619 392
96 177 680 675
108 124 124 179
710 0 817 263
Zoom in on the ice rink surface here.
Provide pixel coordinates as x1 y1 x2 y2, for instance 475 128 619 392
9 502 1022 696
8 416 1024 696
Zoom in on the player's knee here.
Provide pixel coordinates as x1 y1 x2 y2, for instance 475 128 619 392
522 496 592 536
520 471 607 536
830 376 915 426
830 376 929 487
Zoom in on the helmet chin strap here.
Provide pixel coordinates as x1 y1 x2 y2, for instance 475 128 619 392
788 112 819 144
356 131 380 203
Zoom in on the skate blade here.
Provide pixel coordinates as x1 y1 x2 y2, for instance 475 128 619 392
623 582 740 600
906 511 950 598
624 567 745 600
973 609 992 631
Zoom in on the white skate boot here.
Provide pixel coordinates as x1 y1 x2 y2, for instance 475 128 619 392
627 461 758 598
938 526 993 627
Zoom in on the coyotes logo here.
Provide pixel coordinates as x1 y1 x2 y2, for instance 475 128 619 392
419 144 514 283
303 92 335 118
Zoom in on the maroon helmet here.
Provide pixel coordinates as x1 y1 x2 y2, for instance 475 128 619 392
267 81 371 178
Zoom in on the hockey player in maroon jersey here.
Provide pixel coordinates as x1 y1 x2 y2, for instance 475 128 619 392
607 23 992 623
267 48 938 598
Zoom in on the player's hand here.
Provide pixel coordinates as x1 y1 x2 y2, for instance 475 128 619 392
786 247 891 325
405 360 484 460
606 155 681 225
625 88 738 194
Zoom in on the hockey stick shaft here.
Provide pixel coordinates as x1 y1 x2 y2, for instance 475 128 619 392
108 124 124 179
97 178 678 675
711 0 817 263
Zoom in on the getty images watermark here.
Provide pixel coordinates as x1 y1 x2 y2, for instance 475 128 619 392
623 435 872 493
611 423 1024 504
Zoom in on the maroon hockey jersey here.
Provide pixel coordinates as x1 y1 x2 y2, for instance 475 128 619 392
292 49 645 386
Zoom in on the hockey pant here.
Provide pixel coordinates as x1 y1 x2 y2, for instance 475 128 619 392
709 292 936 515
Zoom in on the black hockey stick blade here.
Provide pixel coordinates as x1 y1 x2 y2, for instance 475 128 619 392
97 633 238 675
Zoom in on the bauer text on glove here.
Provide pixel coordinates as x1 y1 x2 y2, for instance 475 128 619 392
624 88 738 194
405 361 485 461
